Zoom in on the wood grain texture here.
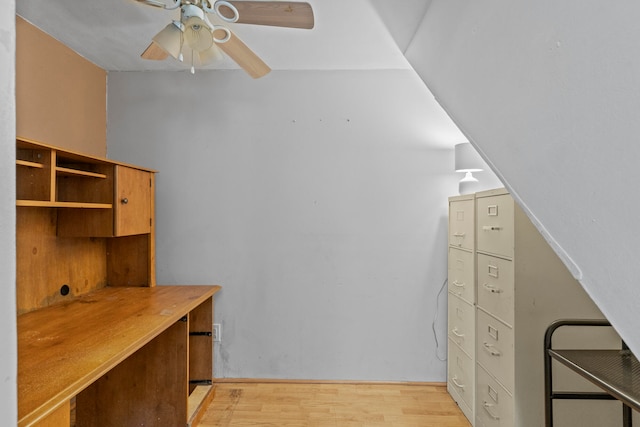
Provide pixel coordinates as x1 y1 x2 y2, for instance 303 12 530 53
76 319 188 426
189 297 213 393
18 285 221 426
228 1 314 29
215 29 270 78
199 382 472 427
115 166 152 236
106 234 151 287
141 41 169 60
16 145 51 201
187 385 215 427
16 207 108 314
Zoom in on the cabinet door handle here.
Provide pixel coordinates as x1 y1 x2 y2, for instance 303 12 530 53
483 283 503 293
452 376 465 389
482 401 500 420
482 225 502 231
483 342 502 356
451 328 465 338
121 198 129 205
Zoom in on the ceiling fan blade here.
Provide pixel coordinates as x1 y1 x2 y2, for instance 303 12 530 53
214 29 271 78
133 0 166 8
141 42 169 60
221 1 314 29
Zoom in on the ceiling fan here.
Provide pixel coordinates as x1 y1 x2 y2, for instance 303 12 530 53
134 0 314 78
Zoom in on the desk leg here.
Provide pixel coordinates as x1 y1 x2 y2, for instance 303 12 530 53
76 319 188 427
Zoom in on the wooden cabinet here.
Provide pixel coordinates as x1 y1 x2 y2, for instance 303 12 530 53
17 137 154 237
57 165 153 237
16 138 220 427
114 165 152 235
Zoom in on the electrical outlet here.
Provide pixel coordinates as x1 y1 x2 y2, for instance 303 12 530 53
213 324 221 342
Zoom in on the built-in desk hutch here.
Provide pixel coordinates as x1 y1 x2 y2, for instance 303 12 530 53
16 137 221 426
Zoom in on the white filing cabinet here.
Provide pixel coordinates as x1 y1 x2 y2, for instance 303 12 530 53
473 188 621 427
447 194 476 422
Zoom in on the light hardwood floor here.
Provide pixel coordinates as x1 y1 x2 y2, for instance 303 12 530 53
198 381 472 427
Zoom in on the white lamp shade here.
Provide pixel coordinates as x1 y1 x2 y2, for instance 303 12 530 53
184 17 214 52
455 142 484 173
152 22 183 59
197 43 223 65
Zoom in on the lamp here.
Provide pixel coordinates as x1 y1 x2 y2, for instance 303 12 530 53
455 142 484 195
152 21 184 60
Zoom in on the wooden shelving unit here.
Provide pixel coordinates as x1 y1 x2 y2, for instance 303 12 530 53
16 138 221 427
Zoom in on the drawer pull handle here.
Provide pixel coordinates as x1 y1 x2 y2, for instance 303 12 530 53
453 232 466 238
452 328 465 338
483 342 502 356
452 281 465 288
483 283 503 294
482 225 502 231
482 401 501 420
452 377 465 389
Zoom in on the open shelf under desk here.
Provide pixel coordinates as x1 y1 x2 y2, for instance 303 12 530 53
549 349 640 411
18 285 221 427
16 200 112 209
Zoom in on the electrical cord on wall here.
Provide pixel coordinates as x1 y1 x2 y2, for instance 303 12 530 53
432 278 448 362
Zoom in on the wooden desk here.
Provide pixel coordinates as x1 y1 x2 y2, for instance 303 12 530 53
18 285 221 426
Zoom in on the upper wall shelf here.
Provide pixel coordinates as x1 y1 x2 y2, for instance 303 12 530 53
16 159 43 169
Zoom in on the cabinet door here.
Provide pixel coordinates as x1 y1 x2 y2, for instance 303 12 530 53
115 166 152 236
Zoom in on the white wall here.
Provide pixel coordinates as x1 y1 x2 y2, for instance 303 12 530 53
1 1 18 423
107 69 463 380
406 0 640 355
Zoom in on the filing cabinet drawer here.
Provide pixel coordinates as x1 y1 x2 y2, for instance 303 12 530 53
477 253 514 326
449 198 475 250
448 337 475 411
447 294 475 356
477 309 514 392
476 364 514 427
476 194 514 258
448 247 474 304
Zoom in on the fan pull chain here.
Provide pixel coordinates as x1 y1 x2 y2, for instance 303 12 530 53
191 49 195 74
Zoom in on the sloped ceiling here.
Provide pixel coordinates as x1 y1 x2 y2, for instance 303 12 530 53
17 0 428 73
17 1 468 150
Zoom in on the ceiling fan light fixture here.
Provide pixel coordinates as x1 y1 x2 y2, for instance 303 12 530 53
184 16 214 51
152 21 184 59
198 43 224 65
136 0 315 78
212 26 231 43
181 4 205 21
214 1 239 23
134 0 166 8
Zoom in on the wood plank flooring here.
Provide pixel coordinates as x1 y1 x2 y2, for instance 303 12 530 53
198 381 472 427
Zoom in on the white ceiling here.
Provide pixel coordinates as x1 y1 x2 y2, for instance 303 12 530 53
17 0 430 73
16 0 466 150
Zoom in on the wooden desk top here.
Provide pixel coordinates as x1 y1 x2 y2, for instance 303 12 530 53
18 285 221 426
